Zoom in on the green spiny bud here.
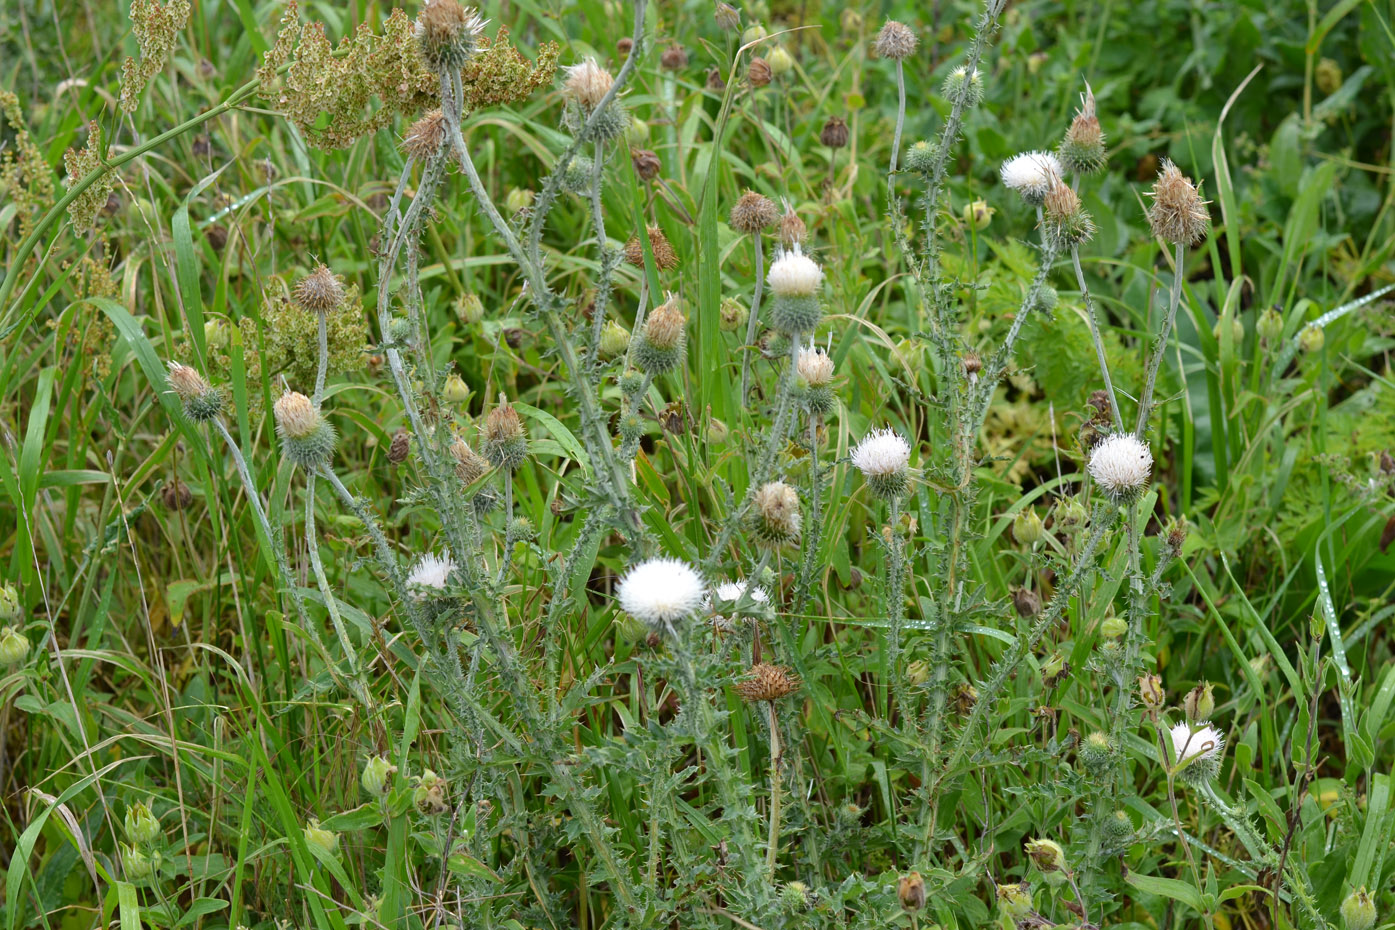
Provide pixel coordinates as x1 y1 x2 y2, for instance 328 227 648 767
167 362 223 422
1103 809 1133 843
781 880 815 912
903 140 938 175
941 65 983 106
1079 731 1112 773
561 154 594 195
481 397 528 471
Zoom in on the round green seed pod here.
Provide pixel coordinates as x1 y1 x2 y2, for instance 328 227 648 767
769 293 821 335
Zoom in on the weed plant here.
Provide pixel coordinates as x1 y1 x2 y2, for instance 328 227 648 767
2 0 1395 928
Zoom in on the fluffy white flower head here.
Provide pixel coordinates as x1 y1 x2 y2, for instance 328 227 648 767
1088 432 1153 498
617 557 705 632
408 552 457 596
767 244 823 298
1000 150 1064 204
796 342 834 386
851 428 911 478
563 57 615 110
713 579 769 607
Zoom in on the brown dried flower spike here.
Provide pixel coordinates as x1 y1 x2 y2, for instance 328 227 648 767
293 263 345 312
624 226 680 271
1146 159 1210 246
734 663 801 703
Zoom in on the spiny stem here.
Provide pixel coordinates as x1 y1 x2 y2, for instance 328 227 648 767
765 700 783 878
1072 245 1123 431
1135 242 1186 437
739 234 766 402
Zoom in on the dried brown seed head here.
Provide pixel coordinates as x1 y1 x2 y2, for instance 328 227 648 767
730 190 778 233
403 109 448 160
624 226 679 271
1146 159 1210 246
874 20 918 60
747 57 772 88
631 148 661 180
659 43 688 70
644 298 686 351
820 115 849 149
293 264 345 312
733 662 801 702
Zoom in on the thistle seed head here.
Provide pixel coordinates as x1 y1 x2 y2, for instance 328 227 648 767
562 57 614 110
730 190 778 234
659 43 688 71
403 109 448 161
795 343 834 386
1041 177 1095 249
617 557 705 634
624 226 679 271
1087 432 1152 500
1146 159 1210 245
778 199 807 249
482 395 528 470
733 662 801 702
167 362 223 421
1000 150 1063 205
274 391 336 467
874 20 917 60
450 436 489 485
293 263 345 312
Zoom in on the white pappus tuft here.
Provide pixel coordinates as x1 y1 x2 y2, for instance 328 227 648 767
617 557 705 635
712 579 770 607
1169 721 1225 785
851 428 912 500
766 244 823 298
408 552 457 596
1000 150 1064 205
1087 432 1153 499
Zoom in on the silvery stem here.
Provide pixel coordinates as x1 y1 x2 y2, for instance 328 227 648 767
1072 246 1123 431
1136 242 1185 438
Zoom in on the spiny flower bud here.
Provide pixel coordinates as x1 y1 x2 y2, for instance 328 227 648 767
733 662 801 702
0 584 19 621
482 396 528 470
820 116 849 149
624 226 679 271
167 362 223 421
897 871 926 911
1341 887 1377 930
1041 177 1095 249
274 392 336 468
730 191 778 234
942 65 983 106
561 154 594 194
1013 508 1044 546
1146 160 1210 246
874 21 918 60
303 818 340 857
413 769 450 816
750 481 801 549
403 109 448 161
1079 731 1112 772
1183 681 1215 722
633 296 687 375
1059 82 1106 175
599 320 630 357
450 436 489 485
415 0 486 74
361 755 398 798
1025 838 1066 875
747 57 772 88
903 140 938 175
1164 517 1189 557
0 627 25 667
1104 809 1134 842
124 801 161 845
781 880 815 913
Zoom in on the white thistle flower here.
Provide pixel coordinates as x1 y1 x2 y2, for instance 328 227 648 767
1087 432 1153 499
617 557 705 634
407 552 457 596
796 342 834 386
851 428 912 500
562 58 615 110
1000 150 1064 205
767 244 823 298
1169 721 1225 785
712 579 770 607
